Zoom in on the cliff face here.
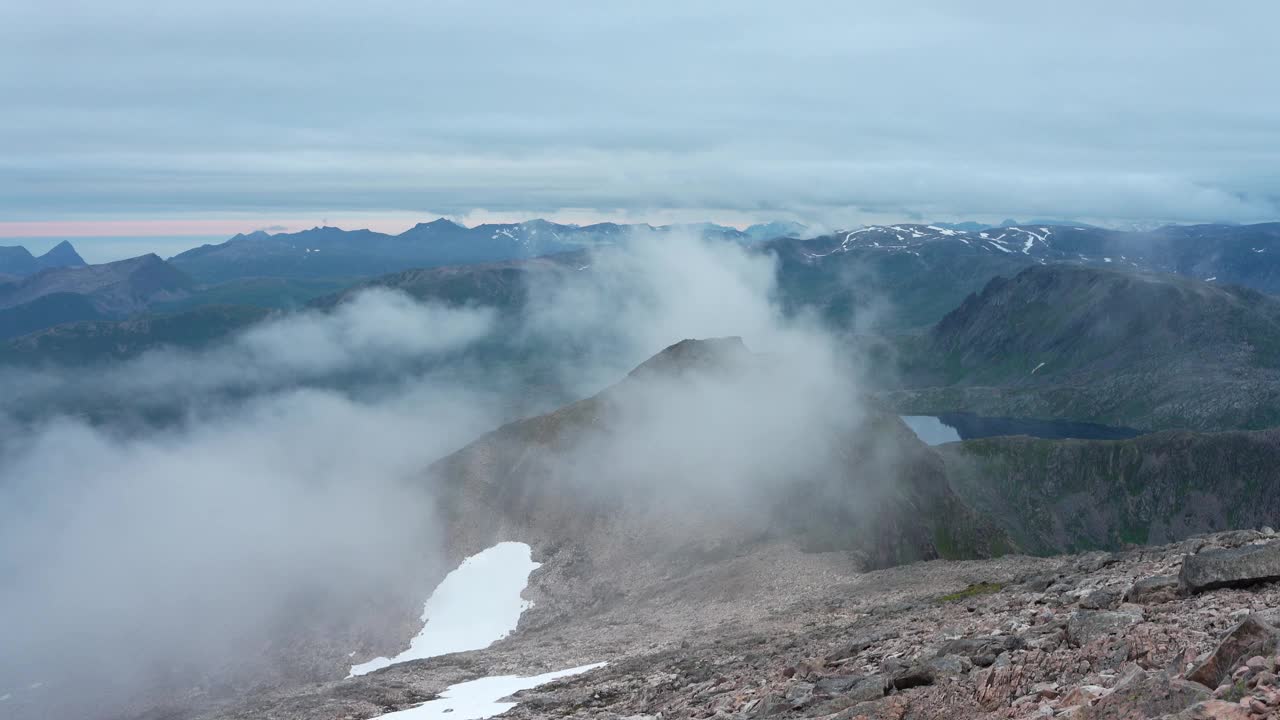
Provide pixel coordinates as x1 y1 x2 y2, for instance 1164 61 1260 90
938 429 1280 555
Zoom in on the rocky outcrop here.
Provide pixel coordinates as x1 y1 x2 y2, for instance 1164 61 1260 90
1181 541 1280 593
1185 616 1280 689
190 528 1280 720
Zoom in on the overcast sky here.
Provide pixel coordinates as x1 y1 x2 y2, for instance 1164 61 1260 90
3 0 1279 254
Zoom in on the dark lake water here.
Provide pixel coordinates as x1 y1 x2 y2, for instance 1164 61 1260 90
901 412 1142 446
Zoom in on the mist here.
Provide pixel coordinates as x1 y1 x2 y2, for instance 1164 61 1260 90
0 231 881 718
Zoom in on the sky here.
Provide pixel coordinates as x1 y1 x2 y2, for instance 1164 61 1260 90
3 1 1280 259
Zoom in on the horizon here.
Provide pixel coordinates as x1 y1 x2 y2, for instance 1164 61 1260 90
5 214 1273 265
5 2 1279 261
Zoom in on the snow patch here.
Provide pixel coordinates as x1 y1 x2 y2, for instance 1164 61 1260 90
373 663 607 720
1031 362 1046 375
349 542 539 677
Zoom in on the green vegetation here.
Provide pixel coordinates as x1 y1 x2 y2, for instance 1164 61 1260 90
938 582 1003 603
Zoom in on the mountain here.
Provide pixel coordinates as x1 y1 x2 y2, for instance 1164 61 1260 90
0 254 194 339
0 293 106 341
168 219 782 283
430 337 1009 575
772 222 1280 322
178 340 1280 720
889 264 1280 430
0 253 192 315
939 429 1280 555
0 240 87 276
0 304 271 365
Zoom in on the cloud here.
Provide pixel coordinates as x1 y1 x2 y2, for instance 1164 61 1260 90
0 231 897 718
1 1 1278 226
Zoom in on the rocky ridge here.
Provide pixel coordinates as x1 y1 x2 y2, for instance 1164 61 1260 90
499 528 1280 720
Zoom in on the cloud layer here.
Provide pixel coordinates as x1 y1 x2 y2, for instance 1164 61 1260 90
0 231 876 718
3 1 1279 227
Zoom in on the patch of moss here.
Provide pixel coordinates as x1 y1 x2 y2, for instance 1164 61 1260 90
937 582 1003 603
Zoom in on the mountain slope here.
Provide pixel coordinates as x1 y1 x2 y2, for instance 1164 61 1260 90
939 429 1280 555
0 304 271 365
430 337 1010 580
0 253 193 317
890 264 1280 430
0 293 105 341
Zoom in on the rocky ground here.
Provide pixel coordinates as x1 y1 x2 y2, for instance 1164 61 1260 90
195 528 1280 720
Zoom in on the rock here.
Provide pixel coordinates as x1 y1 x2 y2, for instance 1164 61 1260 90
814 674 864 694
1124 575 1179 604
1080 587 1123 610
824 630 900 662
1179 541 1280 593
1186 616 1280 689
1058 684 1107 707
1076 552 1117 573
1245 656 1268 672
1067 609 1143 647
1084 670 1210 719
1170 699 1255 719
924 654 970 676
890 664 935 690
1022 572 1058 592
937 635 1024 667
841 675 889 703
1031 681 1060 700
785 680 815 709
975 657 1026 709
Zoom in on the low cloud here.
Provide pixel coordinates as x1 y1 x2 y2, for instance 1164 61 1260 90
0 231 886 718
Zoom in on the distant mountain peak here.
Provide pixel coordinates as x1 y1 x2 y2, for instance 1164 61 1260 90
413 218 465 231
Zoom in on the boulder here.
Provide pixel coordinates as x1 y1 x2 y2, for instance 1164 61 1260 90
1168 699 1255 719
1080 587 1123 610
785 680 815 709
1083 670 1209 719
890 663 935 690
1179 541 1280 593
1124 575 1179 604
1186 616 1280 689
937 634 1024 667
824 630 900 663
1067 609 1143 647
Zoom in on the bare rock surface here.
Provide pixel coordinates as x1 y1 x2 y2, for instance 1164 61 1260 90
192 530 1280 720
1181 542 1280 594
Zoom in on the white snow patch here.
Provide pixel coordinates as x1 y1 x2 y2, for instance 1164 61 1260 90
373 663 607 720
1206 276 1217 282
1255 248 1266 253
989 241 1012 253
1031 362 1046 374
349 542 539 677
1104 257 1113 263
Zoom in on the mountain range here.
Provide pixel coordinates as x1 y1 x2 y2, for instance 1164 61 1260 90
0 240 86 278
168 218 807 283
0 253 193 340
